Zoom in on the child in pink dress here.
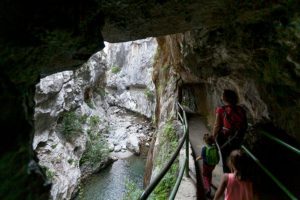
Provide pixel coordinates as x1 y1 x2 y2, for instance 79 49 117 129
213 149 254 200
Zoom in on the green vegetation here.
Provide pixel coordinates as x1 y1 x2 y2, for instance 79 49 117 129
162 121 178 152
150 120 179 199
123 180 143 200
45 168 55 181
86 99 95 109
144 88 155 101
89 115 100 127
151 164 179 200
68 159 74 165
157 85 164 96
95 87 106 97
80 137 109 166
59 111 86 139
80 115 109 167
111 65 121 74
77 184 84 200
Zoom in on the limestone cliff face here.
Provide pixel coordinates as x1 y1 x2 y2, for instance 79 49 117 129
34 53 109 200
144 36 182 188
33 39 156 199
104 38 157 118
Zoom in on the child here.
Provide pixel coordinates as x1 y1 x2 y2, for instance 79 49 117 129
213 149 254 200
196 133 220 198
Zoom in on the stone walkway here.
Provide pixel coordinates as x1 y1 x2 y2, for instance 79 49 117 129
188 114 223 193
175 114 293 200
175 144 197 200
175 114 223 200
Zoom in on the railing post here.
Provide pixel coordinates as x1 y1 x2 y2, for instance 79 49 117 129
184 111 190 178
140 102 191 200
185 127 189 177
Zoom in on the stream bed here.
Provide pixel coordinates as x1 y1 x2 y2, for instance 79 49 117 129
79 154 146 200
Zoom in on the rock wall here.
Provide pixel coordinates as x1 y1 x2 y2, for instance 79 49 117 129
33 38 156 199
177 23 300 141
1 1 299 199
104 37 157 118
34 52 108 200
144 36 182 190
145 20 300 193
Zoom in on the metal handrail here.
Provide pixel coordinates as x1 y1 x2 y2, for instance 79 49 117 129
260 131 300 155
242 145 298 200
248 123 300 155
177 103 190 178
139 102 189 200
169 156 187 199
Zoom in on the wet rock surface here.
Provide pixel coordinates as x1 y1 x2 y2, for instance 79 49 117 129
106 106 154 156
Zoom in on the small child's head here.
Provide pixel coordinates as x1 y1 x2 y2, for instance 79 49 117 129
203 133 215 146
227 149 250 180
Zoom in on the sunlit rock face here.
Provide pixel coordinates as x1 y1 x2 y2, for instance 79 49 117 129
33 53 108 200
105 38 157 118
33 39 156 199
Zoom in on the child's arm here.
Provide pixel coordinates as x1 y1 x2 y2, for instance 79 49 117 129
196 156 202 161
196 146 206 161
213 174 228 200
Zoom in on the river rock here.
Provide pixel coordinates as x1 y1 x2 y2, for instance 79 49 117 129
126 135 140 155
114 145 122 152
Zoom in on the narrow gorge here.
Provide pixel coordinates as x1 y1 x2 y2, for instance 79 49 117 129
0 1 299 200
33 38 156 199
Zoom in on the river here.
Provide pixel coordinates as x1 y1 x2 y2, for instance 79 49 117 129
79 153 146 200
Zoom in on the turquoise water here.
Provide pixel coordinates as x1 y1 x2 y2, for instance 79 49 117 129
79 155 146 200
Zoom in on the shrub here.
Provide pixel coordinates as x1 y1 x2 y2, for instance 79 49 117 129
144 88 155 101
59 111 85 138
123 180 143 200
150 120 179 199
111 66 121 74
67 159 74 165
85 99 95 109
95 87 106 97
80 132 109 166
75 113 109 167
45 168 55 181
152 164 178 200
89 115 100 128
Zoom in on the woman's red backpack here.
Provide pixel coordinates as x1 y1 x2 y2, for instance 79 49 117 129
222 105 247 136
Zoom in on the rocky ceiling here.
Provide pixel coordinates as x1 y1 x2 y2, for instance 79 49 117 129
0 0 289 84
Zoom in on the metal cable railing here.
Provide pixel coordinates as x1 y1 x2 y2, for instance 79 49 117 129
248 123 299 155
260 131 300 155
242 145 298 200
139 102 189 200
139 105 300 200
